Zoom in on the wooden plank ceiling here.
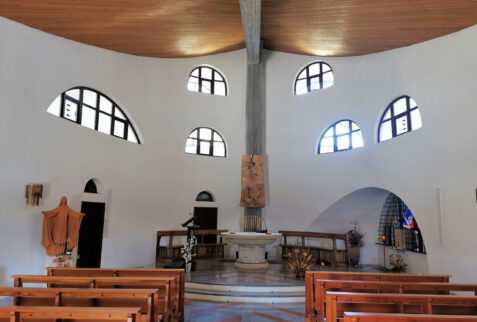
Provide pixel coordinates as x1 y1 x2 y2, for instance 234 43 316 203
1 0 477 58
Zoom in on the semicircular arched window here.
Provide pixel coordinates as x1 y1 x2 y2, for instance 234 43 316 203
185 127 226 157
378 95 422 142
318 120 364 154
196 191 214 202
187 65 228 96
295 61 334 95
47 87 141 143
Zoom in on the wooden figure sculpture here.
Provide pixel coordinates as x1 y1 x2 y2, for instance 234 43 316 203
41 196 84 256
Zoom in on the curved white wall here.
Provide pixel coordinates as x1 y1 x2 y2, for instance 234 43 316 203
1 17 476 284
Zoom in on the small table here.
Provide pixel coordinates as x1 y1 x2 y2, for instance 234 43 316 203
221 232 282 270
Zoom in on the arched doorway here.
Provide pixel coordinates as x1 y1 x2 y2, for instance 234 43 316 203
194 191 217 244
77 178 106 268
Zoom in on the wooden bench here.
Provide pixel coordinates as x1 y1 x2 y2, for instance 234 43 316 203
46 267 184 320
343 312 477 322
279 231 350 267
326 292 477 322
314 280 477 319
12 275 174 321
305 271 451 321
0 305 141 321
0 287 165 322
156 229 228 262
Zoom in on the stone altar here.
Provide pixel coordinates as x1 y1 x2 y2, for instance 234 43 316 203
221 232 282 270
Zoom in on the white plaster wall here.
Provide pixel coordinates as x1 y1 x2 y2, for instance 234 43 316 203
307 187 429 274
264 26 477 282
0 18 246 286
1 17 477 285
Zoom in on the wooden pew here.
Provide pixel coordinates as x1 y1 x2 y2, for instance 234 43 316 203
314 280 477 319
279 231 350 267
305 271 451 321
46 267 184 320
343 312 477 322
12 276 174 321
0 287 165 322
326 292 477 322
0 305 141 321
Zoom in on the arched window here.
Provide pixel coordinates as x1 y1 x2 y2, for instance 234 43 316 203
185 127 226 157
378 95 422 142
318 120 363 154
84 179 98 193
378 193 426 254
47 87 141 143
196 191 214 202
187 65 228 96
295 61 334 95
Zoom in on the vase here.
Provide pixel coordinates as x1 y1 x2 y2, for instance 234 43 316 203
349 246 361 266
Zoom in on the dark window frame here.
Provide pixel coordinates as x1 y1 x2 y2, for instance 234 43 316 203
294 61 334 95
59 87 140 143
188 66 228 96
196 191 215 202
378 95 421 142
318 119 363 154
378 193 426 254
185 127 227 158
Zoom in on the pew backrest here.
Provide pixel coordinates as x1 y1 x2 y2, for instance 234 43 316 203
12 275 173 321
46 267 185 319
343 312 477 322
0 305 141 322
0 287 164 322
305 271 451 321
326 292 477 322
315 279 477 318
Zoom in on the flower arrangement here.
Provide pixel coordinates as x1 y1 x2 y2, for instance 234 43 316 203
287 248 315 279
347 220 365 247
388 253 407 273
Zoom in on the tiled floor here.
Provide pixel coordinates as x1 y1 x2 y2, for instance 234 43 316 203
151 259 381 286
185 300 306 322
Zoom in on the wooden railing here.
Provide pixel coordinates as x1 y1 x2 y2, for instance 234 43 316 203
279 230 350 267
156 229 228 262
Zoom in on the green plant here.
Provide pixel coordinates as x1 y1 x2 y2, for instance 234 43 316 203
347 220 365 247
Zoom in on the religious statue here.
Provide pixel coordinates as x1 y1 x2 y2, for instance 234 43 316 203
41 196 84 256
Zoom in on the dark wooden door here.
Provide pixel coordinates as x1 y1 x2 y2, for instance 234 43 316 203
77 201 105 268
194 207 218 244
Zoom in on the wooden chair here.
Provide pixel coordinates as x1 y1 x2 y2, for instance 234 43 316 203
0 305 141 322
305 271 451 321
326 292 477 322
46 267 184 320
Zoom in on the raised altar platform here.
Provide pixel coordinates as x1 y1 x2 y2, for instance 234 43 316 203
152 259 381 303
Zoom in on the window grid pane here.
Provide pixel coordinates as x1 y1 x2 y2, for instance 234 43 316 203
186 128 226 158
47 87 140 144
318 120 363 154
187 66 228 96
378 95 422 142
295 61 334 95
